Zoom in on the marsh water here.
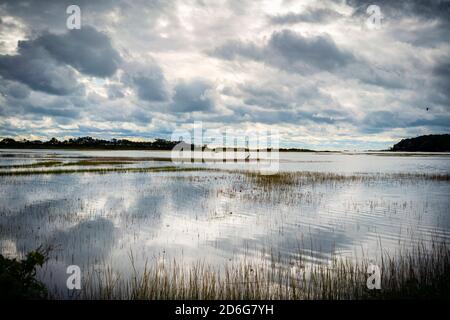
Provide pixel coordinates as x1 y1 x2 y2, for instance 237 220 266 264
1 149 449 296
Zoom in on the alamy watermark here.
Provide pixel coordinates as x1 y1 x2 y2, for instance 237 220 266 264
366 5 383 30
66 5 81 30
66 265 81 290
170 122 280 175
366 262 381 290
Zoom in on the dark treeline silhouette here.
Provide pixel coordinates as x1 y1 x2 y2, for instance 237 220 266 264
2 134 449 152
0 136 190 150
390 134 450 152
0 136 314 152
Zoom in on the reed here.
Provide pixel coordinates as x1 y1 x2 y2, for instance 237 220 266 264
73 242 450 300
242 171 450 190
0 166 218 176
0 161 63 169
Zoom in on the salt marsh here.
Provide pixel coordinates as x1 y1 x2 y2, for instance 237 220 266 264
0 149 449 298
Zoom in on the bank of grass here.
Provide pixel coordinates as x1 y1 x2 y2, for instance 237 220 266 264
61 160 135 166
242 171 450 189
76 242 450 300
0 166 217 176
0 161 63 169
0 160 136 169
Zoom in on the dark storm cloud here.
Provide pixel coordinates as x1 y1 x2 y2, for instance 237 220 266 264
243 108 347 125
0 26 120 95
240 82 338 113
268 30 354 71
0 41 82 95
269 8 343 24
26 105 80 119
132 72 168 102
35 26 121 77
361 111 405 132
410 116 450 128
120 62 169 102
429 61 450 109
433 61 450 93
347 64 408 90
219 102 352 126
0 81 30 99
211 30 355 73
170 79 215 113
361 110 450 133
0 92 82 119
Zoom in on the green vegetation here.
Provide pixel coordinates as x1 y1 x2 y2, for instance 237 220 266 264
0 247 50 299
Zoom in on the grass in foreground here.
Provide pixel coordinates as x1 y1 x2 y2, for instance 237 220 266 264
75 242 450 300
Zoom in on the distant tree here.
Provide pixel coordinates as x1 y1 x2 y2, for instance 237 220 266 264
48 138 59 145
0 138 16 144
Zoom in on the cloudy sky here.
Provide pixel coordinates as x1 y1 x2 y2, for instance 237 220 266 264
0 0 449 150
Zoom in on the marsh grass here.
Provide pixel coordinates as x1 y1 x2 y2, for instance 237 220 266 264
242 171 450 190
74 242 450 300
1 159 449 185
61 160 134 166
0 166 218 176
0 161 63 169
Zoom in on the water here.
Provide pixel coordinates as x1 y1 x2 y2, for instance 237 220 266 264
0 149 449 295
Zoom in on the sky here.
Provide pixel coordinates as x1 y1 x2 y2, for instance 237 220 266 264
0 0 449 150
